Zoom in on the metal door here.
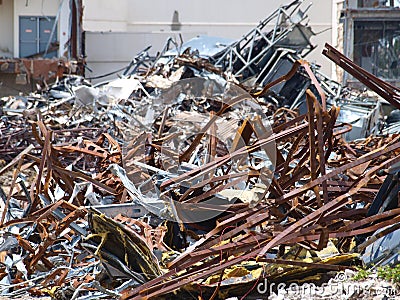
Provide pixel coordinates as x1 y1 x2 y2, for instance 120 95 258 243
19 16 38 57
19 16 57 58
39 17 57 58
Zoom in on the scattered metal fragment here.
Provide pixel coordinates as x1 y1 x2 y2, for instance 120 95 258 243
2 2 400 300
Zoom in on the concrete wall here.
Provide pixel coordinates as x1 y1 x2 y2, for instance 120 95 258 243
333 0 345 82
59 0 71 58
0 0 14 57
83 0 335 80
83 0 129 31
85 31 204 82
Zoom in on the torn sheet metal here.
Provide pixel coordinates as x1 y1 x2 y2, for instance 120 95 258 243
85 209 162 282
3 2 400 300
159 35 234 62
337 97 383 140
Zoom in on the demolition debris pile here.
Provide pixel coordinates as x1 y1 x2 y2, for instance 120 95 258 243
2 1 400 299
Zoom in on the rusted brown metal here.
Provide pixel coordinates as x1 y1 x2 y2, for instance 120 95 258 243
119 95 400 299
323 43 400 109
2 26 400 300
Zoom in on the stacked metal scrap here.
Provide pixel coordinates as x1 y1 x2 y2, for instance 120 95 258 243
1 1 400 299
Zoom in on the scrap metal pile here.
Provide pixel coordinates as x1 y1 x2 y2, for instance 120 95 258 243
1 1 400 299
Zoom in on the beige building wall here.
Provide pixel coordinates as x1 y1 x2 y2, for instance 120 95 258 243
83 0 335 80
0 0 14 57
332 0 345 82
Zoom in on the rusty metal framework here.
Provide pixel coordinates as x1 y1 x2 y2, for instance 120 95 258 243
1 4 400 300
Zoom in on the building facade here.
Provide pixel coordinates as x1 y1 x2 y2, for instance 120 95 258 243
341 0 400 85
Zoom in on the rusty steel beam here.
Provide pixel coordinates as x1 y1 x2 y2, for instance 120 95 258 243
323 43 400 109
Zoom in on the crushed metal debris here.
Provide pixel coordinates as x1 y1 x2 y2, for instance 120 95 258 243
1 1 400 299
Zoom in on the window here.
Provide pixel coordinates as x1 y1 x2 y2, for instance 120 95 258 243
357 0 400 7
353 20 400 79
19 16 58 58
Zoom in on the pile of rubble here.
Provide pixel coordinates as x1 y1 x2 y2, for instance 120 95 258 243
2 1 400 299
